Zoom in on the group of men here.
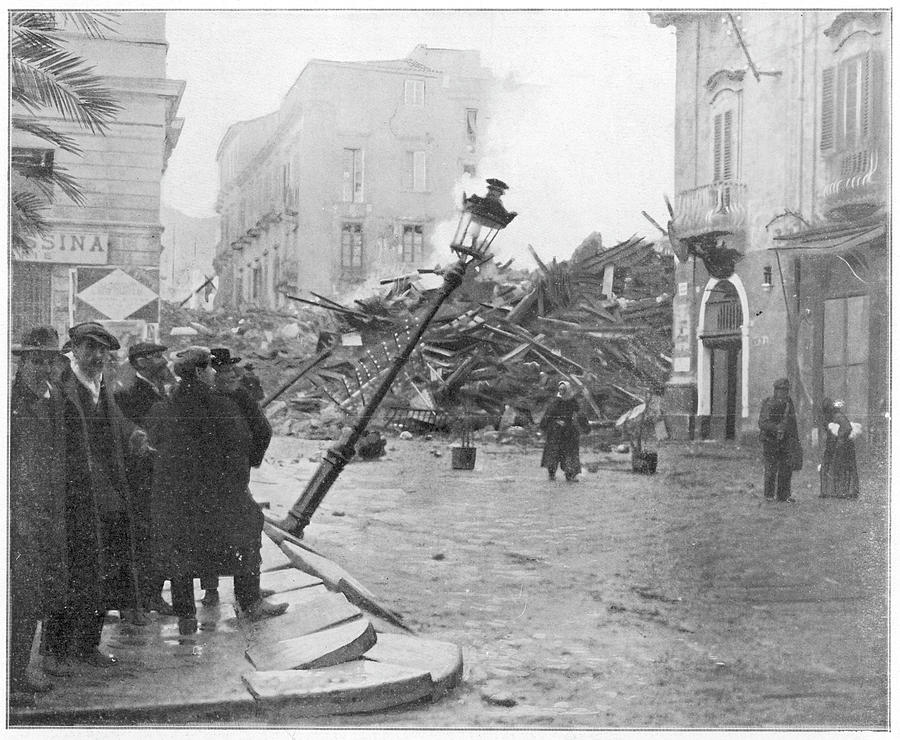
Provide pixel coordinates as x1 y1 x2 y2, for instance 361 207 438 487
10 321 283 704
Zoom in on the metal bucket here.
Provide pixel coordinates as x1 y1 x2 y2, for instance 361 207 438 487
451 446 477 470
632 451 658 475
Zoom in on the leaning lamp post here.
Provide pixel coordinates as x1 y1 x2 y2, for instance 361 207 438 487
269 178 517 538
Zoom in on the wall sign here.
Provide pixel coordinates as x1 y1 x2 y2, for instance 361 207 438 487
74 266 159 323
16 232 109 264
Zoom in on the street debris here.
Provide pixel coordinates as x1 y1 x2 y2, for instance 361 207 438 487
156 234 674 447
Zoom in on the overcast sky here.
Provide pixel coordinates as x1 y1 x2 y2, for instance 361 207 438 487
161 10 676 262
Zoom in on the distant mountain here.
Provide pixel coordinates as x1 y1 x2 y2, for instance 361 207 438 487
159 204 218 301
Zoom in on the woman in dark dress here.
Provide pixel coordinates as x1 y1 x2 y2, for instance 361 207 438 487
539 380 588 482
820 397 860 499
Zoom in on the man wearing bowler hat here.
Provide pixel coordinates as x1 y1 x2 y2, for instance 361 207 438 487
115 342 175 615
42 323 152 674
758 378 800 503
9 327 68 701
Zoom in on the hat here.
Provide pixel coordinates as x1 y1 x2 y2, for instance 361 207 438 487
68 322 120 350
128 342 168 362
773 378 790 390
210 347 241 367
174 345 211 377
12 325 61 355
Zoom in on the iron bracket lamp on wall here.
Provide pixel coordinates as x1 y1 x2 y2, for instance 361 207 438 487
268 178 517 538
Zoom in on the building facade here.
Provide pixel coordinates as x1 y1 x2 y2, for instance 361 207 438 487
213 45 495 309
651 11 889 459
11 12 184 347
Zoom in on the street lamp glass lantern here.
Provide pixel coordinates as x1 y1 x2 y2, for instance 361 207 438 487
450 178 517 261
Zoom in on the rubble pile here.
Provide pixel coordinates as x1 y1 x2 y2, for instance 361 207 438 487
263 236 674 439
154 236 673 442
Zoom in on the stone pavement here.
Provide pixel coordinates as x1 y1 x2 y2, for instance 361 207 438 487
10 465 463 726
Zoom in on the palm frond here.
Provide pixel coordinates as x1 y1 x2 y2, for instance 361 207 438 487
10 25 64 61
10 11 57 33
58 12 120 38
11 161 85 206
10 190 50 256
11 117 82 155
12 50 121 133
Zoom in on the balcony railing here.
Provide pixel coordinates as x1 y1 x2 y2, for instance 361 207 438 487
822 145 885 220
673 181 747 238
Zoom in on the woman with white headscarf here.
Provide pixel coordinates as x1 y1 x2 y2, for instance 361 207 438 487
820 397 860 499
539 380 589 482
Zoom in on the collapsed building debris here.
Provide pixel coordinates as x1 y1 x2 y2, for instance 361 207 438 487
263 236 673 438
154 235 673 443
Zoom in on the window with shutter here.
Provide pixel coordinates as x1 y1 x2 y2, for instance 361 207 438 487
722 110 734 180
860 51 873 140
341 223 363 268
713 113 722 181
712 109 736 182
401 225 424 263
407 151 427 192
820 66 836 150
342 148 363 203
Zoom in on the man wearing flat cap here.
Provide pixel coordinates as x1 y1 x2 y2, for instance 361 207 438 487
758 378 800 503
42 323 152 674
115 342 175 615
9 327 67 700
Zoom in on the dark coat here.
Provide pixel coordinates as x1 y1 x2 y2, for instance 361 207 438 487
58 366 142 612
10 378 68 616
757 395 799 456
115 375 167 512
115 374 166 426
539 396 587 474
820 410 859 498
147 381 264 578
228 385 272 469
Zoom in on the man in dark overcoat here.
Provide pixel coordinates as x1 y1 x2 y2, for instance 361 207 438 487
197 347 274 607
114 342 174 614
9 327 68 699
147 347 286 635
757 377 800 503
42 322 151 674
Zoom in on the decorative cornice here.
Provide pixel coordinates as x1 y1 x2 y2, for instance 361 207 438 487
706 69 746 93
824 11 883 39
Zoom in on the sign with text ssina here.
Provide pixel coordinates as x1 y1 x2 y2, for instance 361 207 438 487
18 232 109 264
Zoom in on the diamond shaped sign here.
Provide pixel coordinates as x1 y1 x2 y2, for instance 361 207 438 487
77 268 158 321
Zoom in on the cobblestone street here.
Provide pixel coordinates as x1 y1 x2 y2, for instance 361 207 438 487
259 434 888 729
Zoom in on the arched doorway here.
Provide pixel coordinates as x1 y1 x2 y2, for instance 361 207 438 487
697 278 746 439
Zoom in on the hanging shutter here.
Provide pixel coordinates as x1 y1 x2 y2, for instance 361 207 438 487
713 113 722 181
402 151 412 190
843 59 858 145
722 109 734 180
820 66 836 150
860 50 873 140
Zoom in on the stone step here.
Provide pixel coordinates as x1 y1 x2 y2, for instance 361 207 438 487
363 632 464 700
248 592 361 646
241 659 433 713
259 567 323 593
246 618 376 671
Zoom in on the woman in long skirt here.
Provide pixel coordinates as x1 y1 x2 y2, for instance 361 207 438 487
539 380 587 482
820 397 860 499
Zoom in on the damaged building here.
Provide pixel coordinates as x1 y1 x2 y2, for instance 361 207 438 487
213 45 504 309
650 11 888 460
